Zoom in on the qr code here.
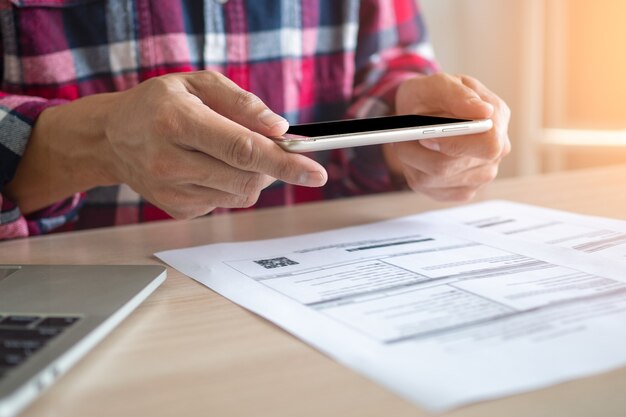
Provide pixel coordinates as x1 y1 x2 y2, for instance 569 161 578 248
254 257 299 269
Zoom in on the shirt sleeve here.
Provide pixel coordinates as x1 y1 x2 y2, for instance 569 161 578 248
0 91 83 240
325 0 439 199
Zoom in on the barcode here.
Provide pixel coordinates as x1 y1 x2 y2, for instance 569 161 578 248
254 257 299 269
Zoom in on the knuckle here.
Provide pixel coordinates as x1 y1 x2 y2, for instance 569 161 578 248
429 159 455 178
501 137 512 156
461 74 477 84
168 203 207 221
239 173 264 196
178 209 206 220
420 187 450 201
479 135 503 160
203 70 232 90
152 189 194 219
437 140 464 158
430 187 476 203
226 192 260 208
405 172 428 192
499 99 512 119
168 209 195 221
226 131 259 168
438 72 460 88
435 72 452 83
405 176 420 192
413 175 436 190
152 101 183 138
234 90 261 109
204 70 224 83
241 193 260 208
472 164 499 186
144 76 182 103
147 155 177 181
453 188 477 202
483 164 499 183
440 188 476 202
145 75 175 93
204 71 243 93
277 158 298 182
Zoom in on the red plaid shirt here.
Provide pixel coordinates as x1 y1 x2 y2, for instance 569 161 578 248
0 0 437 240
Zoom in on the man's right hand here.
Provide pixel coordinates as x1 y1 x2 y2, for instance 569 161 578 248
6 71 327 218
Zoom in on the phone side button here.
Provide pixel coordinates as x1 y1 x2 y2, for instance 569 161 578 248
442 126 470 132
423 129 437 135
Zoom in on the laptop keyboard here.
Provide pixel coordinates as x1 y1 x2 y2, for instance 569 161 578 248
0 314 81 380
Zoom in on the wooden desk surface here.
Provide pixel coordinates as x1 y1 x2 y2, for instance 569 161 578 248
3 165 626 417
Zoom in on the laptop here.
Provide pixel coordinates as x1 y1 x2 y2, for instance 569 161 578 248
0 264 166 417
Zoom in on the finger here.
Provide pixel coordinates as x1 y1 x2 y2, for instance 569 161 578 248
419 130 507 160
165 147 277 196
182 71 289 137
460 75 512 159
400 73 494 119
460 75 512 135
417 78 511 159
460 75 502 106
182 105 328 187
392 140 485 177
185 182 273 210
401 166 482 202
415 184 479 202
403 159 500 190
151 183 266 220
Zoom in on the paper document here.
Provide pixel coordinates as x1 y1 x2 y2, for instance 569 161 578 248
156 201 626 412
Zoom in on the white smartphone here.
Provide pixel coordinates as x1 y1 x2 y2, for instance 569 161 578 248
272 114 493 153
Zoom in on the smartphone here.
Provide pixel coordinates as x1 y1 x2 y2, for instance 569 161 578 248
272 114 493 153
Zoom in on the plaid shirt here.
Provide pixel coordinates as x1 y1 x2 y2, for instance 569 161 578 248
0 0 437 240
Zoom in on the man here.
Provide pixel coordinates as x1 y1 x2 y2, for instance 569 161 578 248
0 0 510 240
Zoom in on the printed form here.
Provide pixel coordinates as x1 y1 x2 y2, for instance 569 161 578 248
156 201 626 412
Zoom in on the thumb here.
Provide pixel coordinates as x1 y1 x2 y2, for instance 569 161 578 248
183 71 289 137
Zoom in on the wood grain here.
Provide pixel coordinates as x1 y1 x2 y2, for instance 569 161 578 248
3 165 626 417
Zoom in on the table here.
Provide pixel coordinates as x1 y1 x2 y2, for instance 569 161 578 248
3 165 626 417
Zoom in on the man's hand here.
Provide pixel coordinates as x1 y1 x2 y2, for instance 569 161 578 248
103 71 327 218
7 71 327 217
383 73 511 201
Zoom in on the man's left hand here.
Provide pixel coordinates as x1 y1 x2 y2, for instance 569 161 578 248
383 73 511 201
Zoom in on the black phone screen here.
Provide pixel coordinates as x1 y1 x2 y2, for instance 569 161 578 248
286 115 469 137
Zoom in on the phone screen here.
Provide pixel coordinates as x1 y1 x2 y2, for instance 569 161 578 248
286 115 469 137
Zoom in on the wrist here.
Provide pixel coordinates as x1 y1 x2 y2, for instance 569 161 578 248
47 92 122 187
5 93 122 214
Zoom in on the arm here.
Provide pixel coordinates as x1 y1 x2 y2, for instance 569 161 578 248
347 0 439 119
0 92 83 239
4 93 116 215
2 71 328 240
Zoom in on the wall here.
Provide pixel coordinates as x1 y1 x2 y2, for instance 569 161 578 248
544 0 626 130
419 0 544 177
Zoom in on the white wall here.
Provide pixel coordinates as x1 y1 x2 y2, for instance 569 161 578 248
420 0 544 177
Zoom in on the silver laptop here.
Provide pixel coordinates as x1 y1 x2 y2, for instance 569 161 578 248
0 264 166 417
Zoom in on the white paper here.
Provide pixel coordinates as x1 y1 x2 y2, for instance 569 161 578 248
156 201 626 412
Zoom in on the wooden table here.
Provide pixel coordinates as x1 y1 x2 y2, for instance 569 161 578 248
3 165 626 417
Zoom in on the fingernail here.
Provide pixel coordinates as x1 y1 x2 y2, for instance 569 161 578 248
299 171 326 186
259 109 288 129
421 139 440 152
